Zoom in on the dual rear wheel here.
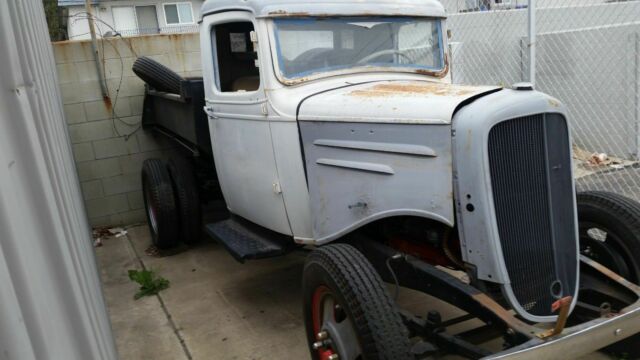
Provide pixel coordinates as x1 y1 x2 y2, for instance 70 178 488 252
141 157 201 248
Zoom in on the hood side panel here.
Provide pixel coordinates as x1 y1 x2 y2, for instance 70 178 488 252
299 120 454 243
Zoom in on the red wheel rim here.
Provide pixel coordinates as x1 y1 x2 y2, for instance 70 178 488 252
312 285 336 360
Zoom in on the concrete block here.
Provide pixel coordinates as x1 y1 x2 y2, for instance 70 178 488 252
85 97 132 122
119 151 165 174
93 136 140 159
68 120 116 143
84 100 111 122
130 35 173 56
104 57 136 79
56 63 79 84
119 209 147 225
60 80 104 104
127 191 145 210
53 41 93 64
76 61 100 82
64 103 87 124
183 52 202 72
101 39 135 60
102 174 142 196
86 194 129 218
81 180 104 200
88 215 112 227
114 116 142 137
182 33 200 52
129 96 145 116
77 157 122 181
109 77 145 97
137 131 174 152
186 71 203 77
165 53 187 73
72 142 95 162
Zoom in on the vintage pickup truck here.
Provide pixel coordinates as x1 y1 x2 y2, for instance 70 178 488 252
134 0 640 358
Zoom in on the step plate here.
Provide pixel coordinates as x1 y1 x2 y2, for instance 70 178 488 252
205 218 291 262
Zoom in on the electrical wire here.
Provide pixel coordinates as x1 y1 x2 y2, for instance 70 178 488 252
67 12 141 139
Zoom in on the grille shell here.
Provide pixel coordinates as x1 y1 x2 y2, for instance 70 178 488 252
488 114 578 318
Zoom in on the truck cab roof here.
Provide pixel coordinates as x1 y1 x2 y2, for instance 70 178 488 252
200 0 446 20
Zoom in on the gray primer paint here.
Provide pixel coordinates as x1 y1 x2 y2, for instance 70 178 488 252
300 121 454 244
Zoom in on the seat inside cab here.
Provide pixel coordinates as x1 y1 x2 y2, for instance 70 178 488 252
213 22 260 92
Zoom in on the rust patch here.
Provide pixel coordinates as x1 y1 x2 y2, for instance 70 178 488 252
548 98 561 108
416 53 450 79
103 95 113 113
267 10 312 17
349 82 480 98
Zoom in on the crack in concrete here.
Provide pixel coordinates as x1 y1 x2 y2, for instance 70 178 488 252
125 235 193 360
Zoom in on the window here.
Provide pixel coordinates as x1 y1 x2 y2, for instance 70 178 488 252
164 3 194 25
212 22 260 92
112 5 160 36
273 17 444 81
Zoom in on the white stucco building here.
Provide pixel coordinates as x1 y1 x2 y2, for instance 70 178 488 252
59 0 205 40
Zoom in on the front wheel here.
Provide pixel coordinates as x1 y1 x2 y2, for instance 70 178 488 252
303 244 412 360
577 191 640 356
577 191 640 284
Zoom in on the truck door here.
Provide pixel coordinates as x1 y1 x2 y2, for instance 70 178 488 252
201 12 292 235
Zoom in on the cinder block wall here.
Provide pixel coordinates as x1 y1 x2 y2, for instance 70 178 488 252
53 33 202 227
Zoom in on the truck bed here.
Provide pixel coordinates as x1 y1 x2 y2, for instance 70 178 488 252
141 78 212 158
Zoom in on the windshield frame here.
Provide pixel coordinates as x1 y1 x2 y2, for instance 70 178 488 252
268 16 448 85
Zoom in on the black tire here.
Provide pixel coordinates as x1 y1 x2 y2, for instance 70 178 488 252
167 156 201 244
303 244 412 360
141 159 179 249
132 56 184 94
577 192 640 356
577 191 640 284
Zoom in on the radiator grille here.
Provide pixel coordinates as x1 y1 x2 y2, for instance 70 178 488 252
488 114 577 318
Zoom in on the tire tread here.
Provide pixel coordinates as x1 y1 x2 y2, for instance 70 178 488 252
304 244 412 360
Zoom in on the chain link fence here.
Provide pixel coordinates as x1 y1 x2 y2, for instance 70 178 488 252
445 0 640 201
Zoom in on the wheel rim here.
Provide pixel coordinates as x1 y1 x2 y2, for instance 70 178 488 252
311 286 362 360
579 222 638 283
144 185 159 235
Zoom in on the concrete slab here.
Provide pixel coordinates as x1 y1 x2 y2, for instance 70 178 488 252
96 225 615 360
95 230 189 360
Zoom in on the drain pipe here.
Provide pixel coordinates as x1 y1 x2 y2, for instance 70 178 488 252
528 0 536 86
85 0 108 97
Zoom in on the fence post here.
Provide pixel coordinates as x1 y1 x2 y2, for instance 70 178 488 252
528 0 536 86
635 33 640 159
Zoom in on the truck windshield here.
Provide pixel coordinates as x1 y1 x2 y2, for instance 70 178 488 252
272 17 444 81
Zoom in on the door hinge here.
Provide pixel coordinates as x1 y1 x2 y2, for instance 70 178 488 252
261 102 268 116
272 182 282 194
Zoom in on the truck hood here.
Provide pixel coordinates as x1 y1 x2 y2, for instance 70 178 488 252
298 80 500 124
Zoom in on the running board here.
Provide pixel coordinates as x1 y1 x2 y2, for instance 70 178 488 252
204 217 293 263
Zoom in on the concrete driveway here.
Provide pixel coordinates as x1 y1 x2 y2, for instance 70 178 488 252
95 225 613 360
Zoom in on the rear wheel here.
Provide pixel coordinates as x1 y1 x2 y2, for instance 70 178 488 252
142 159 179 249
303 244 412 360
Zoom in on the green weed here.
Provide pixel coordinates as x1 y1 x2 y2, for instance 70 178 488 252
128 269 170 300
